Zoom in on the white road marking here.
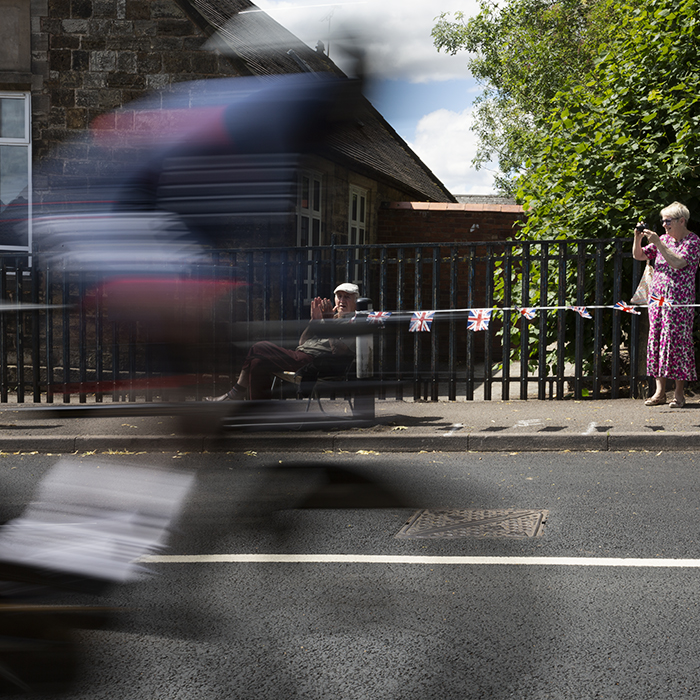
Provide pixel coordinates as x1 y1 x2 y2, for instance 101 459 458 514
442 423 464 436
138 554 700 568
582 422 598 435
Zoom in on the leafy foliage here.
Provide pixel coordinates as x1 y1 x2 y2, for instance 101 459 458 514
517 0 700 238
432 0 624 194
497 0 700 384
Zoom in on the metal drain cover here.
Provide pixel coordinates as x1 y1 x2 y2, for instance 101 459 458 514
396 509 549 539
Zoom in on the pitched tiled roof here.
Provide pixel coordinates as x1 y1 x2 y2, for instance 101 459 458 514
178 0 456 203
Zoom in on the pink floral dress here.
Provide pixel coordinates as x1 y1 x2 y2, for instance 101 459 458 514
643 231 700 380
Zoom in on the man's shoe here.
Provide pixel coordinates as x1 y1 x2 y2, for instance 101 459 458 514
204 390 244 402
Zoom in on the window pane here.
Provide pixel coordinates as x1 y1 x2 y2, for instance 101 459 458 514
0 98 25 139
312 179 320 212
0 145 29 246
351 193 358 221
312 218 320 246
299 216 309 247
359 196 365 223
301 177 310 210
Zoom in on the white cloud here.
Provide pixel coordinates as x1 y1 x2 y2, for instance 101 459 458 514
255 0 478 82
252 0 498 194
408 108 496 195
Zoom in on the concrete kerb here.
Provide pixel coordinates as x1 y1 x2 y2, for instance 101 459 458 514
607 432 700 451
3 430 700 453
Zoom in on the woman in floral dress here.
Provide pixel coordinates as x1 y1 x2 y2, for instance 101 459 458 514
633 202 700 408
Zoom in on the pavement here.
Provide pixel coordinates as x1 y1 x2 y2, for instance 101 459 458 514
2 392 700 453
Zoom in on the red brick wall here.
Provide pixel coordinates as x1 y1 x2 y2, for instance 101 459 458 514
377 202 525 244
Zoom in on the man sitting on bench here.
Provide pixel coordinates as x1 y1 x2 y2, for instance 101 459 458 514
205 283 359 401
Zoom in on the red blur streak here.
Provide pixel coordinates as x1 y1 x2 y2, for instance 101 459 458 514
90 106 232 147
53 375 202 395
83 278 245 312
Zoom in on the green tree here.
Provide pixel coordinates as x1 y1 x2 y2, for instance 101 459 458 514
517 0 700 239
508 0 700 389
432 0 623 194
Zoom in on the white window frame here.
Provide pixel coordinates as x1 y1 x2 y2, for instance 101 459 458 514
348 185 368 285
297 170 323 304
0 91 32 254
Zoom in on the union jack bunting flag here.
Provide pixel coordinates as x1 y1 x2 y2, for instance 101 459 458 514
648 293 672 307
409 311 434 332
368 311 392 324
613 301 642 315
518 307 537 320
569 306 592 319
467 308 492 331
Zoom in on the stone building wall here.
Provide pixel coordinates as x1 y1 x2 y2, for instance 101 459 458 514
29 0 241 191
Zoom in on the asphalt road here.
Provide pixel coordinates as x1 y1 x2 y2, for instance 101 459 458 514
2 449 700 699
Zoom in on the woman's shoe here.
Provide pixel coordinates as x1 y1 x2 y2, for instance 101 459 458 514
644 395 666 406
669 396 686 408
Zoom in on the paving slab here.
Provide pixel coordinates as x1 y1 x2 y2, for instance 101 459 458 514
1 395 699 453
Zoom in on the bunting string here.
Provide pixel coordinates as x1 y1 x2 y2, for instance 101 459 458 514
359 300 682 332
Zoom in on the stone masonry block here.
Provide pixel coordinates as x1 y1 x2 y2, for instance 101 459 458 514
49 48 71 72
41 17 62 34
61 19 89 33
97 88 126 109
120 88 142 103
133 20 157 36
71 0 92 18
116 50 136 72
66 107 87 129
50 34 80 49
52 88 75 107
92 0 116 18
43 126 71 142
146 73 170 90
32 93 50 114
125 0 149 20
75 89 100 107
82 71 106 87
90 49 116 71
71 49 90 71
136 51 161 73
157 19 194 36
81 38 107 52
153 37 184 51
107 19 134 35
151 0 184 19
162 53 189 73
47 106 66 127
105 71 144 89
50 0 71 17
59 70 83 87
102 39 137 53
31 57 50 77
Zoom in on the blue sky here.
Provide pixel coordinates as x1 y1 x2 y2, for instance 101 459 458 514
254 0 495 195
367 78 475 137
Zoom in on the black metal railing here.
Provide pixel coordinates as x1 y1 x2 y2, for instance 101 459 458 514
0 238 652 403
